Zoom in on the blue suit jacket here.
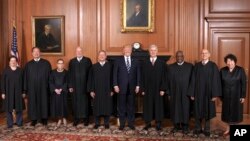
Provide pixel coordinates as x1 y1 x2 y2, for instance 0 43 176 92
113 57 140 94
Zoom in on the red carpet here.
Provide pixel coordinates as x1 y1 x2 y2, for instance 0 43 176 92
0 122 227 141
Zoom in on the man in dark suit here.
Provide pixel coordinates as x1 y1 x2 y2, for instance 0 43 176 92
113 45 140 130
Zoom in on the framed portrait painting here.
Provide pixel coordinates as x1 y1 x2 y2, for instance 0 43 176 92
121 0 155 32
32 16 65 55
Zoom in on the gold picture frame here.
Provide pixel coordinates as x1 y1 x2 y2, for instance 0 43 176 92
121 0 155 32
32 16 65 55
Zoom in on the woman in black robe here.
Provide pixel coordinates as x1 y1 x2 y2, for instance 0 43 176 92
220 54 247 136
1 56 25 128
49 59 68 129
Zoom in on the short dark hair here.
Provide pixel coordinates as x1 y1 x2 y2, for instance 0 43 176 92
9 56 18 62
224 54 237 64
32 47 40 52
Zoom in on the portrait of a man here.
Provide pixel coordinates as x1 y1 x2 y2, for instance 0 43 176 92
32 16 64 55
36 24 59 51
121 0 154 32
126 2 148 27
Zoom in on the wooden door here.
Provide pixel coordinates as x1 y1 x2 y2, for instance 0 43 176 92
211 32 249 114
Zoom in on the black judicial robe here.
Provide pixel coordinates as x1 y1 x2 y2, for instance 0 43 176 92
49 69 68 118
167 62 193 124
188 61 221 120
68 57 92 118
88 62 113 116
1 67 25 112
220 66 246 123
24 59 51 120
141 58 167 122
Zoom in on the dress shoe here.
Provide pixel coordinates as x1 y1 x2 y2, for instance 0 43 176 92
156 126 162 131
143 124 151 130
183 128 189 134
105 124 110 129
84 121 89 126
31 120 37 126
93 124 99 129
203 131 210 137
119 126 125 130
129 125 135 130
42 119 48 126
193 130 202 138
73 120 79 126
171 127 178 133
156 122 162 131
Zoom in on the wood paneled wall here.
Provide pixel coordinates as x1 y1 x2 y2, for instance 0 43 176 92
0 0 201 69
0 0 250 113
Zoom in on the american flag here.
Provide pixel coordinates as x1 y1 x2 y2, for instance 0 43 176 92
10 26 20 65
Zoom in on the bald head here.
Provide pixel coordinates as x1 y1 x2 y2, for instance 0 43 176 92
76 47 83 58
201 49 210 61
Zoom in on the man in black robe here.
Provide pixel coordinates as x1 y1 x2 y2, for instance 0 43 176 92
141 44 167 131
1 56 25 128
68 47 92 126
188 49 221 137
167 51 193 134
88 51 113 129
24 47 51 126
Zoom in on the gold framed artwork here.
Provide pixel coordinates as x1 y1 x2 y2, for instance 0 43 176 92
121 0 155 32
32 16 65 55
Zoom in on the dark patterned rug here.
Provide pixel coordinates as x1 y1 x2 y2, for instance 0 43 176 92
0 122 228 141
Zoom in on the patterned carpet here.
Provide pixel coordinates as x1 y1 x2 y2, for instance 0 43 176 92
0 121 229 141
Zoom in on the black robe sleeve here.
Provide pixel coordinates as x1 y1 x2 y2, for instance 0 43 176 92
23 64 28 94
113 60 118 87
62 71 68 93
140 61 145 92
160 63 167 92
87 66 94 93
211 63 222 97
187 63 197 97
49 71 56 94
240 68 247 98
68 59 73 89
1 69 6 94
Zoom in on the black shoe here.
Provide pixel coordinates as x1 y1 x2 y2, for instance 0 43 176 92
31 120 37 126
93 124 99 129
119 126 125 130
129 125 135 130
204 131 210 137
42 119 47 126
156 126 162 131
143 124 151 130
105 124 110 129
73 120 79 126
84 121 89 126
7 126 13 129
171 127 178 133
183 129 189 134
17 124 23 127
156 122 162 131
193 129 202 135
